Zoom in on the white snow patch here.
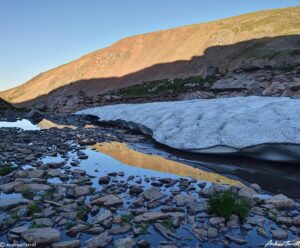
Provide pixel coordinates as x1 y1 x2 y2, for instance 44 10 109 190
76 96 300 162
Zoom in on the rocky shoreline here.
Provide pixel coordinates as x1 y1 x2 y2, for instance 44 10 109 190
0 113 299 247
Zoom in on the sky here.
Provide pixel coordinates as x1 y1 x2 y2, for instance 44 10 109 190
0 0 299 91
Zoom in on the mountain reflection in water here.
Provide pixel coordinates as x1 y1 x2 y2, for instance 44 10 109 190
91 142 241 185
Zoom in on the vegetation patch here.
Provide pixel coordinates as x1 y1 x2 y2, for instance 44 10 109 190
121 213 133 224
119 76 204 98
0 163 16 176
28 202 40 216
207 190 250 222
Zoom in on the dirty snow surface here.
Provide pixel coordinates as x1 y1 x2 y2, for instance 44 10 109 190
77 97 300 162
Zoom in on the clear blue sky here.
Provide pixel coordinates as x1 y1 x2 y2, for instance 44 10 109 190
0 0 299 91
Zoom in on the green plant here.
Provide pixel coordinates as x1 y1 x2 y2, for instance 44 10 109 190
162 218 174 232
121 214 133 224
0 144 5 152
0 164 16 176
66 222 75 230
10 211 18 219
22 189 35 200
28 202 39 216
207 190 250 222
77 206 89 221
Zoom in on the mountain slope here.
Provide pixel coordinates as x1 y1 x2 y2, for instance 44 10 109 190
1 6 300 106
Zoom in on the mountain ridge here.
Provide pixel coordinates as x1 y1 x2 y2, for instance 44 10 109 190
1 6 300 106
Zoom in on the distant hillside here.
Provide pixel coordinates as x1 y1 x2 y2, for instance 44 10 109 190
1 6 300 107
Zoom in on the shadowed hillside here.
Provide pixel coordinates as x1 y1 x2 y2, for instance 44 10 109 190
1 6 300 106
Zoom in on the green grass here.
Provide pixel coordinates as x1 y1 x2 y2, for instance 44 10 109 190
0 145 5 152
161 218 175 232
121 214 133 224
0 164 16 176
28 202 39 216
22 189 35 200
77 206 89 221
207 190 250 222
119 76 204 98
66 222 75 230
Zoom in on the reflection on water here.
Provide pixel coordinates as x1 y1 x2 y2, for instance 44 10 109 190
37 119 76 129
91 142 241 185
0 119 40 130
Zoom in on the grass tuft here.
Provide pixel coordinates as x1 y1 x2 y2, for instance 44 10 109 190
0 164 16 176
207 190 250 222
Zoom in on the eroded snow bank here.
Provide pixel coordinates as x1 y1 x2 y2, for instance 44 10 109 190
76 97 300 162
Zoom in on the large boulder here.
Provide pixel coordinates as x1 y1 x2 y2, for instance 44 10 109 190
21 227 60 245
77 96 300 162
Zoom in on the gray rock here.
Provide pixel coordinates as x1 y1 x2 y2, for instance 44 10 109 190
84 231 112 248
276 216 293 226
0 198 30 210
114 237 136 248
91 194 123 207
172 194 195 207
52 240 81 248
21 227 60 245
271 229 288 240
134 212 170 223
93 209 112 224
77 96 300 162
14 183 51 193
143 187 166 201
265 194 296 209
74 186 91 197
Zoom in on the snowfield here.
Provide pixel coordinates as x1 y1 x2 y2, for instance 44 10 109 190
76 96 300 162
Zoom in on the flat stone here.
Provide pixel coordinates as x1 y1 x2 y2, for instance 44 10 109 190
91 194 123 207
209 217 225 226
93 209 113 224
21 227 60 245
14 183 51 193
10 225 29 235
271 229 288 240
0 198 30 210
266 194 296 209
276 216 293 226
74 185 91 197
134 212 170 223
172 194 195 207
52 240 81 248
84 231 112 248
207 227 218 238
293 216 300 226
0 181 22 193
66 224 89 237
114 237 136 248
143 187 166 201
225 235 247 245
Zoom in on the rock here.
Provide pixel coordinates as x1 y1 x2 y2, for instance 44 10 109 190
110 224 132 234
207 227 218 238
27 169 45 178
98 176 111 184
76 96 300 162
265 194 296 209
0 181 22 193
52 240 81 248
74 185 91 197
35 103 46 111
84 231 112 248
172 194 195 207
271 229 288 240
143 187 166 201
134 212 170 223
209 217 225 227
91 194 123 207
93 209 113 224
114 237 136 248
14 183 51 193
26 109 44 123
137 239 150 248
34 218 54 227
238 187 256 199
292 216 300 226
0 198 30 210
66 224 89 237
225 235 247 245
10 225 29 235
250 183 261 192
21 227 60 245
276 216 293 226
